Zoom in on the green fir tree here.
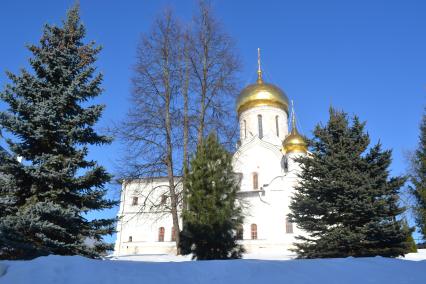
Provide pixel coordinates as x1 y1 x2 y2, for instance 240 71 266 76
179 133 244 260
289 108 411 258
410 107 426 242
0 4 116 259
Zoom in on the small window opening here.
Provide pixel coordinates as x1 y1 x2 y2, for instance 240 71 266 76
286 218 293 234
257 115 263 139
158 227 165 242
132 197 138 206
171 226 176 242
251 224 258 240
275 115 279 137
253 172 258 190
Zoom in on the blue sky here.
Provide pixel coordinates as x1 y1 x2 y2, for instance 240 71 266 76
1 0 425 242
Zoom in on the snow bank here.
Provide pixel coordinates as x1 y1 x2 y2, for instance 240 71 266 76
1 254 426 284
0 263 7 277
401 249 426 261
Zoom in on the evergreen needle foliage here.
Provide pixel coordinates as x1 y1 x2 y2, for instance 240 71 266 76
0 4 116 259
179 133 244 260
410 107 426 242
289 108 412 258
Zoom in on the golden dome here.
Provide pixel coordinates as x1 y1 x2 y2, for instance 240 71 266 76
283 128 307 154
236 49 289 116
283 105 307 154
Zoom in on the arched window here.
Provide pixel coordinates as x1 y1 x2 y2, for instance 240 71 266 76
252 172 258 190
286 218 293 234
251 224 258 240
158 227 165 242
243 120 247 139
132 197 138 206
161 194 167 205
236 225 243 240
275 115 279 137
171 226 176 242
283 156 289 172
257 114 263 139
128 236 133 242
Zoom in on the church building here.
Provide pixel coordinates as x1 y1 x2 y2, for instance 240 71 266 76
114 50 308 256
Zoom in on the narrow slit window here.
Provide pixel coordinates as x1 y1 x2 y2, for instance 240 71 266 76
132 197 138 206
253 172 258 190
171 226 176 242
236 225 243 240
286 217 293 234
158 227 165 242
161 194 167 205
244 120 247 139
257 114 263 139
275 115 279 137
251 224 258 240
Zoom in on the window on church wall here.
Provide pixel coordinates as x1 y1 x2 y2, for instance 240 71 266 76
244 120 247 139
128 236 133 242
158 227 165 242
171 226 176 242
283 156 289 172
251 224 258 240
161 194 167 205
132 197 138 206
236 225 243 240
275 115 279 137
286 218 293 234
257 114 263 139
252 172 258 190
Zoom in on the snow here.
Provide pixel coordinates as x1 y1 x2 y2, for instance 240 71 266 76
1 251 426 284
108 250 298 262
401 249 426 261
0 263 7 277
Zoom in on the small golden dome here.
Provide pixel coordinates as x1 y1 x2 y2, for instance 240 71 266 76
236 48 289 116
283 127 307 154
283 103 307 154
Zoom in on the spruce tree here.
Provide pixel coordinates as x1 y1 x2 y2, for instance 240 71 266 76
289 108 411 258
179 133 244 260
411 107 426 242
0 4 116 259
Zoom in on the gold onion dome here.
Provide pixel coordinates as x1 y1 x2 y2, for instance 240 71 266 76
236 49 289 116
283 103 308 154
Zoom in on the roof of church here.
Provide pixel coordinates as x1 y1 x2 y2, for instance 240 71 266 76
236 49 289 116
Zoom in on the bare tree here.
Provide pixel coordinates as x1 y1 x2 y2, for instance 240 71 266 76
189 1 241 147
114 3 241 254
116 10 183 252
180 30 191 212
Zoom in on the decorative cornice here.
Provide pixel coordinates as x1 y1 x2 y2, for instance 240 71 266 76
238 100 289 117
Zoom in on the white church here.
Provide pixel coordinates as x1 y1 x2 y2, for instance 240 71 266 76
114 51 308 256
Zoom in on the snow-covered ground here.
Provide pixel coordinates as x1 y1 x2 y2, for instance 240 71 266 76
401 249 426 261
110 249 426 262
109 250 298 262
0 250 425 284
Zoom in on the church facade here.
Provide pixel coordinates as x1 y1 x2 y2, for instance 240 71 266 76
114 53 308 256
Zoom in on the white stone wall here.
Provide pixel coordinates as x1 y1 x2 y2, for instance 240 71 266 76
114 179 182 255
239 105 288 144
232 136 304 253
114 104 307 256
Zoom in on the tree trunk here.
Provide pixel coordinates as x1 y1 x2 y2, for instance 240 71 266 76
182 34 190 212
163 26 181 254
196 41 208 145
